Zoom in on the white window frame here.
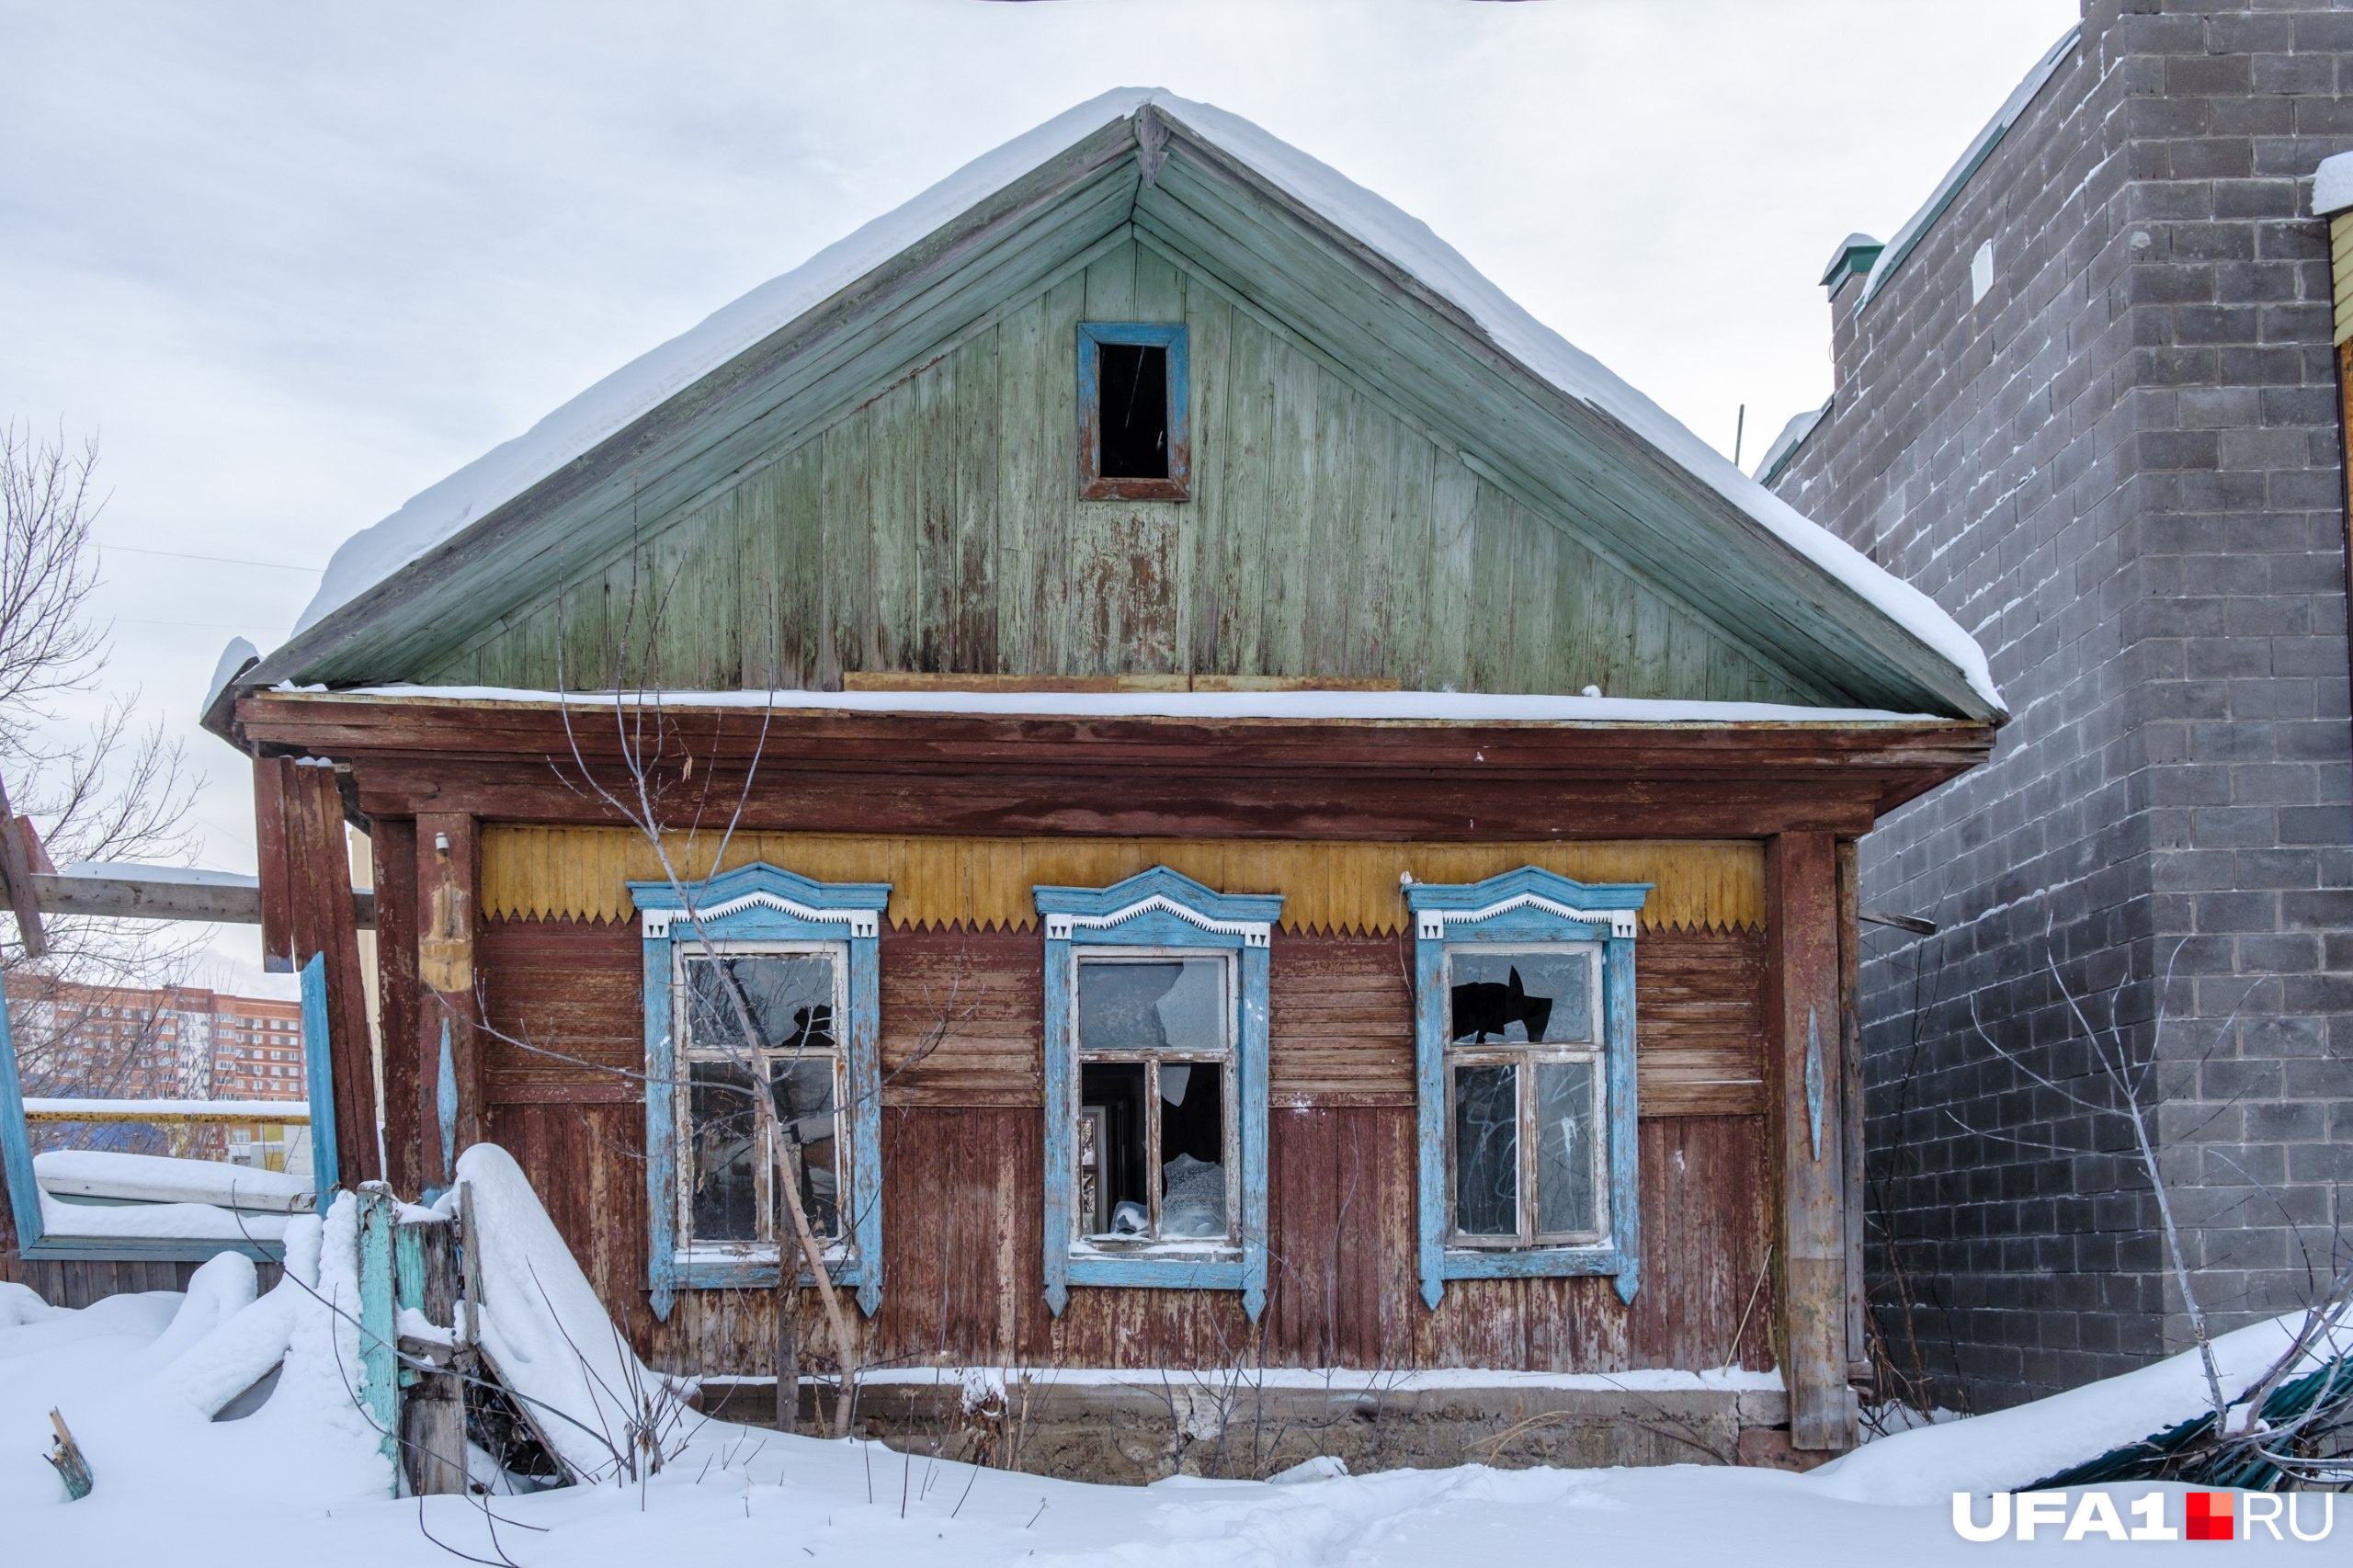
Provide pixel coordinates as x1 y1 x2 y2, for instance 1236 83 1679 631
1068 948 1240 1252
673 939 851 1268
1439 941 1609 1251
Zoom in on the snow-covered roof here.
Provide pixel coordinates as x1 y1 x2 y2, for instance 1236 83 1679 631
2314 149 2353 218
1752 400 1831 485
321 683 1964 729
278 89 1999 717
1852 26 2079 312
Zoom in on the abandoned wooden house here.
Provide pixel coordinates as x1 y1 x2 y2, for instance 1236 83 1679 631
194 91 2003 1474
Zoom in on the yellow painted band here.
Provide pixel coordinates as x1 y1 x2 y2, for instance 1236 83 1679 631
481 826 1763 933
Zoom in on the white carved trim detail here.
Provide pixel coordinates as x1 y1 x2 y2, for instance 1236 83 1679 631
1415 893 1637 941
642 892 878 941
1045 894 1270 948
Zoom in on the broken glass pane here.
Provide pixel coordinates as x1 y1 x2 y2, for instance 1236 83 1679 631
1451 1062 1518 1237
686 953 835 1054
1079 1060 1149 1235
1535 1059 1597 1236
688 1060 760 1243
1077 959 1225 1053
1448 949 1592 1044
1158 1059 1227 1239
771 1055 840 1238
1097 342 1169 478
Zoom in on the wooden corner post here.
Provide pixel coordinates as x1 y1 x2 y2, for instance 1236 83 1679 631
253 755 297 973
415 813 481 1182
1767 832 1854 1451
284 760 381 1186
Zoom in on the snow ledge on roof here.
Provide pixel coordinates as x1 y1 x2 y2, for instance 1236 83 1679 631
288 89 2000 716
322 683 1971 728
2313 149 2353 218
1852 26 2080 315
1753 400 1831 484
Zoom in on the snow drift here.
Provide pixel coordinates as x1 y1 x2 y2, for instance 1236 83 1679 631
445 1142 671 1483
1811 1313 2353 1505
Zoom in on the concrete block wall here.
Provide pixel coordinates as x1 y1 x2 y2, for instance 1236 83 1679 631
1770 1 2351 1409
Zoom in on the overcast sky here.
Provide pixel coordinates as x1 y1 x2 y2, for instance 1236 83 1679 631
1 0 2079 994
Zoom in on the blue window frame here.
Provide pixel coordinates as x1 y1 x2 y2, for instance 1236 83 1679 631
1036 867 1279 1320
1076 322 1189 501
1407 867 1650 1309
631 862 891 1322
0 952 335 1264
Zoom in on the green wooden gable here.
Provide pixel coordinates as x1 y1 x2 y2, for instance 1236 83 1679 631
237 99 1997 722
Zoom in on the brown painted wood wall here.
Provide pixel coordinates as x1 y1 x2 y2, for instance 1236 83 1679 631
471 915 1772 1377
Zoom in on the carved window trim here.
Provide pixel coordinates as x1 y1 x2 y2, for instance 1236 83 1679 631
1407 866 1650 1309
1035 867 1278 1320
631 862 891 1322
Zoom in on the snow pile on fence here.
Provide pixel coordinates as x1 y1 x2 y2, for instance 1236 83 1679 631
36 1150 314 1212
1812 1312 2352 1505
445 1142 670 1482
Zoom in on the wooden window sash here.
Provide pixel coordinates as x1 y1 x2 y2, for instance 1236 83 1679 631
1072 949 1239 1249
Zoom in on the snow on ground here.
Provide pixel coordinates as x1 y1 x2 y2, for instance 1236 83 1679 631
6 1152 2343 1562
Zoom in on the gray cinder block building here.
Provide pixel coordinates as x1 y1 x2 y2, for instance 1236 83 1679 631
1760 2 2353 1410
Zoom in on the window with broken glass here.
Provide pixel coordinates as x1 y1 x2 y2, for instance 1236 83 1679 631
1076 322 1188 501
1035 867 1279 1319
631 860 890 1322
1443 945 1604 1247
678 946 847 1258
1074 953 1235 1248
1406 867 1647 1309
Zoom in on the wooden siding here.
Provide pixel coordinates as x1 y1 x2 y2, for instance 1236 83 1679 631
2334 212 2353 346
470 914 1768 1375
481 826 1766 934
420 240 1818 708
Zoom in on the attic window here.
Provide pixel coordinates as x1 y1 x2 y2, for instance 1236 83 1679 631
1078 323 1188 501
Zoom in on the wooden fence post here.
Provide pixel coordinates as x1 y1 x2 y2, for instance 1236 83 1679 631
396 1212 467 1495
1768 832 1855 1451
357 1184 401 1483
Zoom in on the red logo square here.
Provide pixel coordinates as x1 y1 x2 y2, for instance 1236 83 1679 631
2188 1492 2234 1541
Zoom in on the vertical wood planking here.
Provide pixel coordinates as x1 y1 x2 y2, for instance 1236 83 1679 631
1836 837 1867 1383
1767 831 1852 1449
950 327 1001 672
372 817 423 1195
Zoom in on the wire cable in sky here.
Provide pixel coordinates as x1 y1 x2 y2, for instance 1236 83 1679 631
100 543 324 573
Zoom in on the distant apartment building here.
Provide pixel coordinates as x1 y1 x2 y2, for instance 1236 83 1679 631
6 977 308 1164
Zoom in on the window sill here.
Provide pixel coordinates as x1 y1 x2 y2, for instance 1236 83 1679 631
675 1247 863 1291
1066 1244 1245 1292
1438 1242 1631 1284
1080 477 1189 502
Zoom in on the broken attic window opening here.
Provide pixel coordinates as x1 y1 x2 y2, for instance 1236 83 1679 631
1077 323 1188 501
1097 343 1168 478
680 949 846 1252
1074 956 1233 1244
1444 946 1604 1247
